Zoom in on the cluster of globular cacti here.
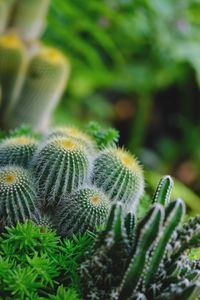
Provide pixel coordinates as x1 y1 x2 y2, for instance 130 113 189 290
0 124 144 239
0 0 70 131
79 176 200 300
0 125 200 300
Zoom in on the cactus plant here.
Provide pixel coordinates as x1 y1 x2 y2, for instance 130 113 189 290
8 47 70 131
33 136 91 207
10 0 50 41
0 33 27 124
0 0 15 34
0 135 38 167
79 176 200 300
44 126 96 154
0 1 70 132
91 147 144 212
57 186 110 237
0 165 38 226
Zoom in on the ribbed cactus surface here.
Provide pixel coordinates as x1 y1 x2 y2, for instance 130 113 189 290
8 47 70 131
57 186 110 237
33 136 91 207
92 147 144 212
0 166 38 226
0 33 27 123
0 135 38 167
45 126 96 154
80 176 200 300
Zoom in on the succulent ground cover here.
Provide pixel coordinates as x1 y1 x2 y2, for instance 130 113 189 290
0 124 199 299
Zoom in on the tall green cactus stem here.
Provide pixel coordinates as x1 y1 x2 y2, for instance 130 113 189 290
8 47 70 131
152 175 174 206
0 33 27 124
10 0 50 41
33 136 91 207
80 177 200 300
45 126 96 154
0 166 37 226
57 186 110 237
0 0 15 34
80 204 130 300
0 136 38 168
119 204 164 299
144 199 185 286
92 147 144 212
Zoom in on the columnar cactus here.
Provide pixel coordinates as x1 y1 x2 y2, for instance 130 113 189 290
0 135 38 167
33 136 91 207
79 176 200 300
10 0 50 41
0 1 70 131
0 166 38 226
0 0 15 34
91 147 144 212
8 47 70 131
57 186 111 237
0 33 27 123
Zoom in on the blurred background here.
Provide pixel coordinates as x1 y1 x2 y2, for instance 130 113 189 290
44 0 200 196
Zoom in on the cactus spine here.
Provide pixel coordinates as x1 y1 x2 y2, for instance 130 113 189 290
0 33 27 124
45 126 96 154
0 136 38 168
33 136 91 207
0 166 38 226
92 147 144 212
80 176 200 300
57 186 110 237
8 47 70 131
10 0 50 41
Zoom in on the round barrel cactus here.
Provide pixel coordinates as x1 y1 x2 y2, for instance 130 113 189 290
45 126 96 154
57 186 110 237
0 136 38 167
0 165 38 226
33 136 91 207
91 147 144 212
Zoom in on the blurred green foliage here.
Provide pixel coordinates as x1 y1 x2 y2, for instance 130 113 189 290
44 0 200 195
45 0 200 94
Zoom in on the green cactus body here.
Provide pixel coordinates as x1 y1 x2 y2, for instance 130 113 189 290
80 175 200 300
91 147 144 212
8 47 70 131
58 186 110 237
45 126 96 154
152 175 174 206
33 136 91 207
80 203 130 300
169 215 200 261
144 199 185 286
0 166 37 226
119 204 164 299
0 33 27 123
0 136 38 168
0 0 15 34
10 0 50 41
30 209 54 230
